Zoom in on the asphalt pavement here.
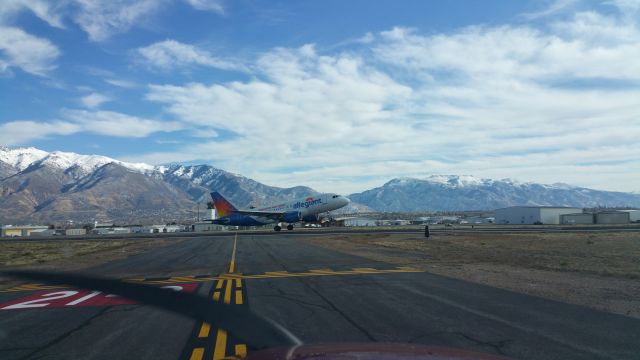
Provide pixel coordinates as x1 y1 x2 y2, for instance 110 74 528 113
1 233 638 360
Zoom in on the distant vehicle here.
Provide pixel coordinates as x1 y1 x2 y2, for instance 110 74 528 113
210 192 349 231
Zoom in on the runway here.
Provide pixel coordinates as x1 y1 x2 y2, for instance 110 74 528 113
1 233 638 359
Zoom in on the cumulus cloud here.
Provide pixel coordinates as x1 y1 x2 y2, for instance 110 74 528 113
136 39 247 71
81 92 111 108
0 26 60 75
131 8 640 193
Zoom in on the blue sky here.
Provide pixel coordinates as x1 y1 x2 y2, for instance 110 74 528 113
1 0 639 193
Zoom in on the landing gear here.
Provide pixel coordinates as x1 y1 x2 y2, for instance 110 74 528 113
287 224 294 231
274 225 282 231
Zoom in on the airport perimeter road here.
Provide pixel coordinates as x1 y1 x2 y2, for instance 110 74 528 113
1 234 639 360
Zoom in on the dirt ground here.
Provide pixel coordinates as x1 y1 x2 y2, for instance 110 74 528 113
306 231 640 319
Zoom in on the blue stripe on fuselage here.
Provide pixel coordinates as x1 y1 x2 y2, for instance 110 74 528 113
213 213 268 226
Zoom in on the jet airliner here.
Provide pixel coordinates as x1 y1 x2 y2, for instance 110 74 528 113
209 192 350 231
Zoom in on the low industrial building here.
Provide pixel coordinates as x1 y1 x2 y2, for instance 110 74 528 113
461 216 494 224
65 228 87 236
91 227 131 235
343 218 377 227
560 213 594 225
595 211 630 224
620 210 640 222
192 222 226 232
495 206 583 225
1 225 50 237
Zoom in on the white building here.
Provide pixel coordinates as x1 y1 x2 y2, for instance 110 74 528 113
344 218 377 227
495 206 583 225
619 210 640 222
192 222 226 232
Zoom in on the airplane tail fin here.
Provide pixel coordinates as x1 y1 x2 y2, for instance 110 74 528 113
210 192 238 218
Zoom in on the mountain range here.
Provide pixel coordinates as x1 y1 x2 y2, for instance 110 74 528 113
1 147 638 224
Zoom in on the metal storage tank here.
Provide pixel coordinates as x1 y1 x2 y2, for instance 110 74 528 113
595 211 630 224
560 213 594 225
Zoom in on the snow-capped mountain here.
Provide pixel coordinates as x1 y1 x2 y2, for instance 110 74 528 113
2 147 639 223
0 147 319 224
348 175 640 212
0 147 155 178
161 164 318 206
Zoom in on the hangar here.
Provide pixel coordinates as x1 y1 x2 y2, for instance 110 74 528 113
495 206 583 225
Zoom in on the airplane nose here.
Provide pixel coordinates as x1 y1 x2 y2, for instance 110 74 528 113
341 197 350 206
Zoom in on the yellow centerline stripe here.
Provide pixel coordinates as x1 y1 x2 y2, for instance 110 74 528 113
189 347 204 360
213 329 228 360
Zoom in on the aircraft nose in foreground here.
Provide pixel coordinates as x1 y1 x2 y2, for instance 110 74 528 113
339 196 350 207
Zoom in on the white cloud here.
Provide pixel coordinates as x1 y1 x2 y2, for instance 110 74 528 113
183 0 224 14
0 111 183 145
70 0 226 42
130 8 640 193
520 0 580 20
0 120 80 145
0 0 65 28
63 109 183 137
136 39 247 71
81 92 111 108
0 26 60 75
72 0 165 42
0 1 226 42
105 78 137 88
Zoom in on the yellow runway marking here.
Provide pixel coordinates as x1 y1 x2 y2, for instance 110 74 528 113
224 279 232 304
235 290 243 305
198 322 210 338
235 344 247 358
213 329 228 360
215 279 225 289
189 347 204 360
1 268 425 293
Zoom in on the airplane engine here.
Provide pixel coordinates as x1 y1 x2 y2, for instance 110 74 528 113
302 214 319 223
283 211 302 223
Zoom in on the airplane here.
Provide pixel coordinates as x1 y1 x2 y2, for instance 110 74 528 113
209 191 350 231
